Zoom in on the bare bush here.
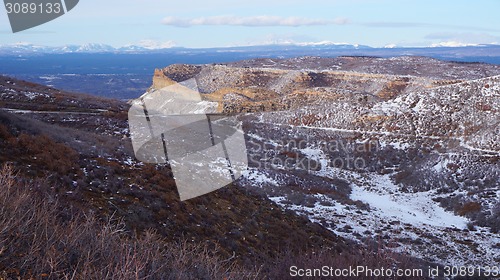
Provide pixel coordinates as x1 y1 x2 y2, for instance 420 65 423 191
457 202 482 216
0 165 258 280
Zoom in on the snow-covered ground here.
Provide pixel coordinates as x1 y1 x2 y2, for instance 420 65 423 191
350 177 467 229
252 166 500 267
242 128 500 267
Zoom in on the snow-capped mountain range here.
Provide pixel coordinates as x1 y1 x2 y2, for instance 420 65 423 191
2 42 500 56
0 43 161 54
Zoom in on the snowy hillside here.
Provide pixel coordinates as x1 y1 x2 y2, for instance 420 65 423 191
141 56 500 268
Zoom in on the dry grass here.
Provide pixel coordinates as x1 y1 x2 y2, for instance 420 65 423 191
0 165 259 280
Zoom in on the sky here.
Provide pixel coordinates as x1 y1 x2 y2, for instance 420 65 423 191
1 0 500 48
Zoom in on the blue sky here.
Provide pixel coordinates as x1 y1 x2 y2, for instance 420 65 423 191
1 0 500 48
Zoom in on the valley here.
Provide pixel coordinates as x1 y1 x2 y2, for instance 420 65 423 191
0 55 498 278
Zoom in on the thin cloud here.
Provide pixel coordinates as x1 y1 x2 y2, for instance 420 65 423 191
363 21 500 32
363 22 426 28
161 15 350 27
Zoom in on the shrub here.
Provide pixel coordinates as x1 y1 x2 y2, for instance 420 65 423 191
457 202 482 216
0 123 12 140
5 133 79 174
0 165 257 280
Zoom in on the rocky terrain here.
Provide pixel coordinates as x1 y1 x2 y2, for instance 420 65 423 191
150 56 500 268
1 55 498 278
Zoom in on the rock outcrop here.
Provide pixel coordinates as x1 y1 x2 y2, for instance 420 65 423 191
147 56 500 114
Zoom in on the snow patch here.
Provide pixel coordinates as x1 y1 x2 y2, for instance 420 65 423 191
243 169 279 186
351 185 467 229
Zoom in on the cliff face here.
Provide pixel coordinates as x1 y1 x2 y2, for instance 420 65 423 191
150 66 408 114
152 68 176 89
152 65 204 90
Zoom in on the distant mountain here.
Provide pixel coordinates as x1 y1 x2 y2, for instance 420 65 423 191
0 42 371 54
0 43 149 54
59 43 117 53
1 43 500 64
